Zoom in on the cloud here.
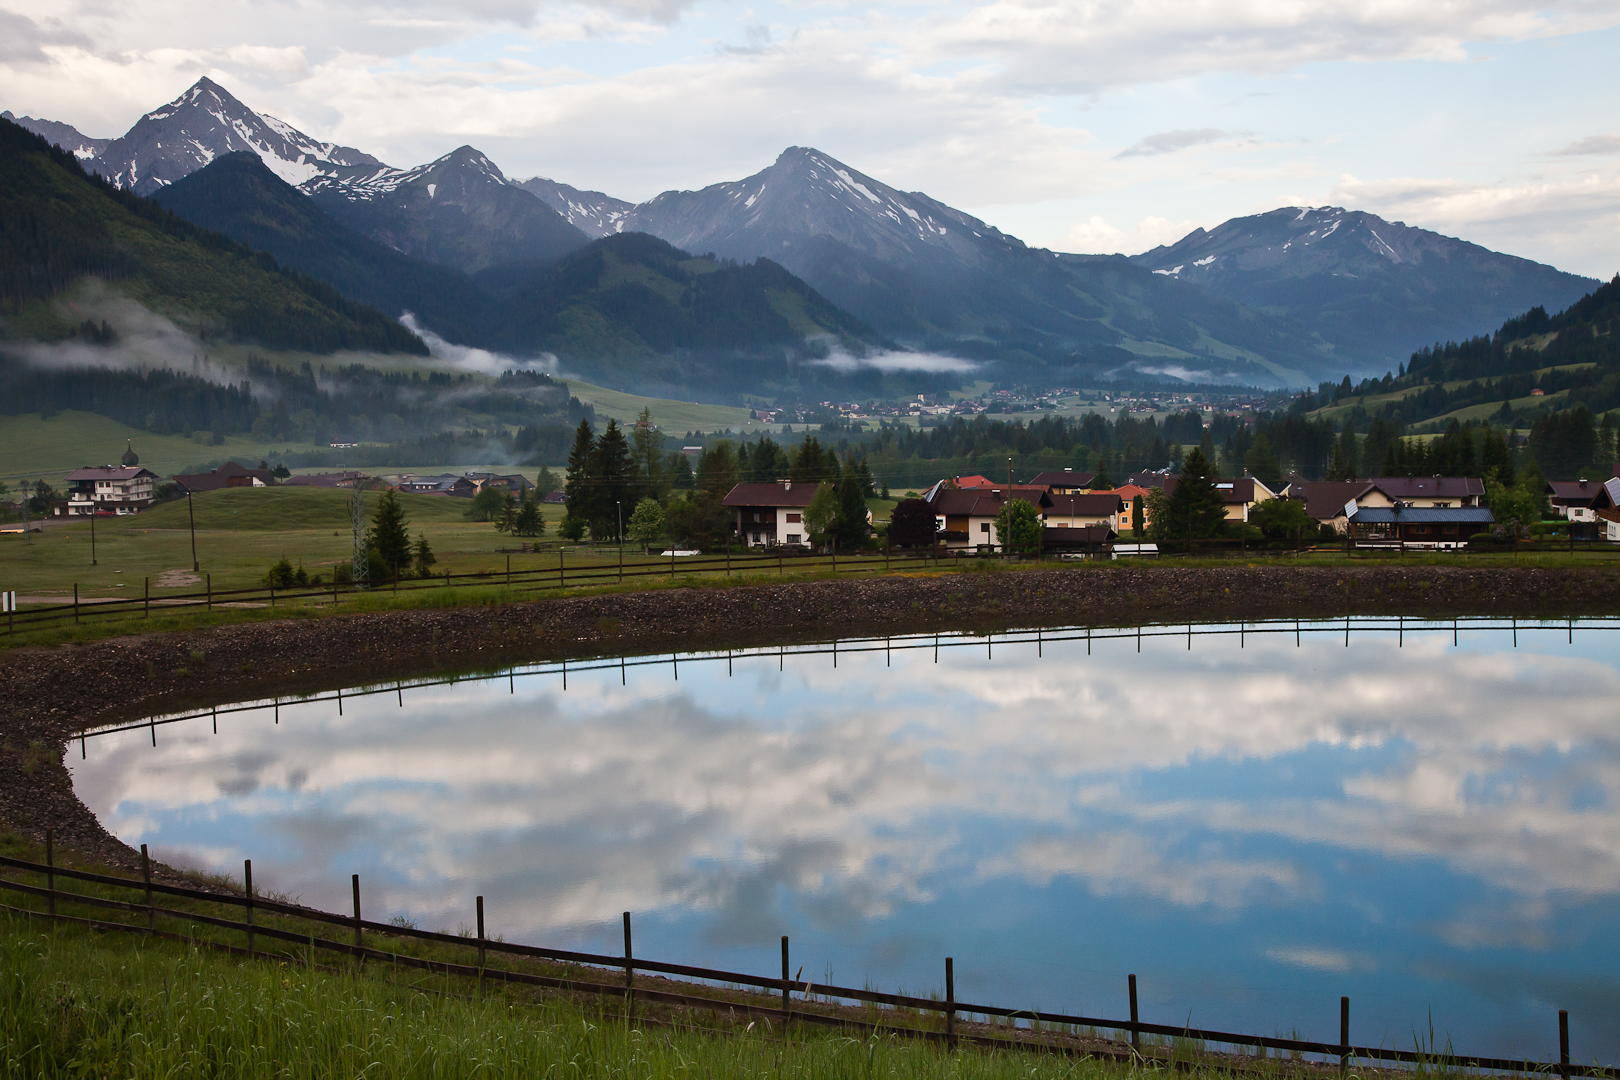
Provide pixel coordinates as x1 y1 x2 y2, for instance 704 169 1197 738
1540 133 1620 157
1265 945 1378 973
1063 214 1201 256
398 311 559 375
807 347 980 374
1114 128 1231 159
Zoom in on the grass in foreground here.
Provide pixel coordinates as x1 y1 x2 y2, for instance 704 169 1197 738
0 911 1188 1080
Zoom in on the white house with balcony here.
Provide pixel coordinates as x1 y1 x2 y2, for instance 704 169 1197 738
61 466 159 516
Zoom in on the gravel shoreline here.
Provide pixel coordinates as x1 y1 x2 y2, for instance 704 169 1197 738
4 564 1619 876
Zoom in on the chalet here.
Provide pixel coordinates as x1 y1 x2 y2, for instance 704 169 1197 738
1028 469 1095 495
1300 477 1485 533
1346 505 1495 549
466 472 535 494
171 461 276 494
1161 476 1277 522
397 474 479 497
59 465 159 516
722 480 823 547
926 484 1051 550
1043 492 1124 529
1547 479 1607 522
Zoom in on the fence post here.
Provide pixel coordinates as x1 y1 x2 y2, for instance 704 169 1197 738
1559 1010 1570 1080
946 956 956 1049
352 874 362 955
43 835 54 919
207 574 212 611
560 550 565 590
476 895 486 993
269 581 275 608
73 584 79 624
1340 996 1349 1079
245 859 254 957
1128 973 1140 1052
142 844 154 931
623 911 634 1016
781 934 791 1025
506 555 511 587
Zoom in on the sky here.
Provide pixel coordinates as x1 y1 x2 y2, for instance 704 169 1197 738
3 0 1619 277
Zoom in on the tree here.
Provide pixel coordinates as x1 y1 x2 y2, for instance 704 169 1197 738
1597 412 1616 469
1326 425 1358 481
466 486 508 522
558 514 587 542
590 419 633 539
993 497 1043 554
1131 494 1144 538
888 499 937 547
28 479 56 515
563 419 595 527
790 437 839 483
1248 497 1316 541
514 493 544 538
1091 456 1114 490
695 443 739 499
628 497 666 549
803 483 839 548
1244 434 1283 490
1481 428 1515 485
1486 474 1544 538
834 463 871 549
630 408 667 503
667 451 695 490
370 489 411 577
412 533 437 577
493 492 519 533
1154 447 1227 545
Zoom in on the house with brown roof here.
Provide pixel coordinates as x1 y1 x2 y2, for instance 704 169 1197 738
1547 479 1609 523
170 461 276 494
926 484 1053 550
1097 484 1157 535
59 466 159 516
1028 469 1095 495
1043 492 1125 529
1300 476 1486 534
722 480 824 547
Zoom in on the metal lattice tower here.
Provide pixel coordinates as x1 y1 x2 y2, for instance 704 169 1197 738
350 486 369 590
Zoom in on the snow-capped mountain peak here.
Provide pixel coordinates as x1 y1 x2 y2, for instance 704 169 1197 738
2 110 111 160
517 176 635 238
86 76 383 195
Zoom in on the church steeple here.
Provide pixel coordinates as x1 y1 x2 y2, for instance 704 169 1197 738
121 440 139 466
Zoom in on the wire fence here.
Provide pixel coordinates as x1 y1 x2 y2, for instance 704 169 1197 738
80 615 1620 747
0 841 1605 1077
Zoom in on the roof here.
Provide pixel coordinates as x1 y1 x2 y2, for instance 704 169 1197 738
928 485 1050 517
1547 479 1606 505
1300 481 1375 520
1163 476 1262 503
953 475 994 488
1588 477 1620 511
1042 525 1115 547
1097 484 1154 501
1348 506 1495 525
63 466 157 481
1044 492 1124 517
723 481 823 508
171 461 274 491
282 475 341 488
1366 476 1485 499
1029 470 1095 489
1125 472 1169 489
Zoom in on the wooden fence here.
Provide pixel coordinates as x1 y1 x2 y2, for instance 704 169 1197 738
0 842 1605 1076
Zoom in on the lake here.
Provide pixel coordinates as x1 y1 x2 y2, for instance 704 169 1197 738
73 617 1620 1063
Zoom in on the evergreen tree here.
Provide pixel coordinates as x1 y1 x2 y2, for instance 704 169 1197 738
563 419 596 527
1598 412 1617 469
493 492 518 533
1327 424 1359 481
667 450 695 490
695 443 739 499
835 463 870 550
412 533 437 577
630 408 667 503
1480 427 1516 486
370 489 411 577
1131 494 1144 538
590 418 633 538
888 499 937 547
1244 433 1283 490
514 494 544 538
1156 447 1227 545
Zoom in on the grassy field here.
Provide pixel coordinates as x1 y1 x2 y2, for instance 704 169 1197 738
0 486 563 601
0 411 310 486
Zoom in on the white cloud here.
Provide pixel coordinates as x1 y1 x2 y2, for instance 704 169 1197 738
808 347 980 374
1540 133 1620 157
1062 214 1202 256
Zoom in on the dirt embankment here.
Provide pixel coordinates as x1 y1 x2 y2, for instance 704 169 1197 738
4 564 1619 874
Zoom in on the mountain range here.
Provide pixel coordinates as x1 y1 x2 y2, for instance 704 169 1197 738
6 77 1604 393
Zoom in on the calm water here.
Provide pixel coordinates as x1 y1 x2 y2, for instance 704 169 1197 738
73 619 1620 1062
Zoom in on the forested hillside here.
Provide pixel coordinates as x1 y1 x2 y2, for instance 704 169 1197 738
0 117 426 355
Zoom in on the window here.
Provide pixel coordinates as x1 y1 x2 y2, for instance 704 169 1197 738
786 513 801 523
786 533 801 544
981 522 991 533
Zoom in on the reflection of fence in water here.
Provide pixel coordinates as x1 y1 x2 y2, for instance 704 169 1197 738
0 840 1607 1076
83 615 1620 750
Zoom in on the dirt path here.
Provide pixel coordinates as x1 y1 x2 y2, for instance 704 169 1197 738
4 563 1620 872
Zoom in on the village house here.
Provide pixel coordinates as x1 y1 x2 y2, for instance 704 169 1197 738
282 471 366 489
1547 479 1607 522
1097 484 1156 535
722 479 822 547
465 472 535 495
1300 477 1486 533
925 484 1051 550
58 465 159 516
1028 469 1095 495
396 474 479 497
1346 505 1495 549
1043 492 1125 529
171 461 277 494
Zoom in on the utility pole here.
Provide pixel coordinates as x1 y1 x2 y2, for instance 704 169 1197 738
1007 456 1013 489
187 491 198 572
617 500 623 583
350 485 369 590
89 505 97 566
